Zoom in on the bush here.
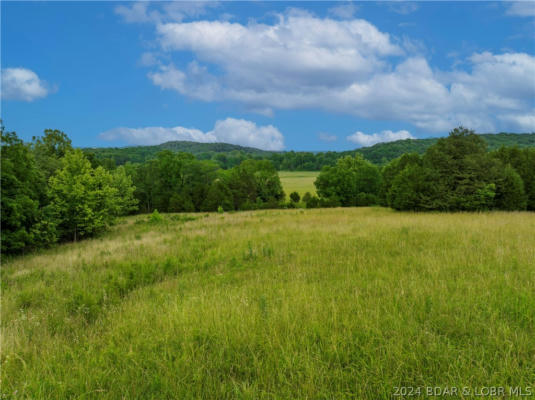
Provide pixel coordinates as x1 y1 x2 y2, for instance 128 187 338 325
306 196 320 208
319 196 341 208
149 209 164 223
289 191 300 203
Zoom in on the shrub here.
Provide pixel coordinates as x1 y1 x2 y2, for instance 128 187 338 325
306 196 320 208
149 209 164 223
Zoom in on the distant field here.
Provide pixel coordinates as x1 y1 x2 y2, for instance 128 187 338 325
2 208 534 399
279 170 319 197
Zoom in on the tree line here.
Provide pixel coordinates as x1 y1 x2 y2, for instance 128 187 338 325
310 127 535 212
85 132 535 170
2 125 533 255
1 126 284 255
1 127 138 254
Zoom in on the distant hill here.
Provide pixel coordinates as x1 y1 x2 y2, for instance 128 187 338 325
84 140 271 165
353 133 535 164
84 132 535 169
158 141 272 155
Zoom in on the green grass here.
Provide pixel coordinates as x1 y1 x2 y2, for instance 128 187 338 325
2 208 535 399
279 171 319 197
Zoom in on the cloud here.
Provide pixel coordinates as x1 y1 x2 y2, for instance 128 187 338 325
155 14 403 87
115 1 218 23
99 126 214 146
498 112 535 131
139 52 160 67
1 68 50 101
99 118 284 150
150 12 402 111
388 2 419 15
347 130 415 147
506 2 535 17
328 3 358 19
139 11 535 133
318 132 338 142
115 2 153 23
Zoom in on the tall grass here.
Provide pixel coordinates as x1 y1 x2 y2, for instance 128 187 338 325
1 208 534 399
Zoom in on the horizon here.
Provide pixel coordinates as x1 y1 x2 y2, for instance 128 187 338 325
80 131 535 152
2 1 535 151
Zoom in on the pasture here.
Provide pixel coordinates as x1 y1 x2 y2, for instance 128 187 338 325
1 208 534 399
278 170 319 197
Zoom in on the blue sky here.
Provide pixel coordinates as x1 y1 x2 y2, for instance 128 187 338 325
2 1 534 151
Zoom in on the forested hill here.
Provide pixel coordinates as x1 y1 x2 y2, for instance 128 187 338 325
84 141 271 166
355 133 535 164
84 132 535 170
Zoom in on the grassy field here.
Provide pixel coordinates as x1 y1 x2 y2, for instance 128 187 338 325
2 208 535 399
279 171 319 197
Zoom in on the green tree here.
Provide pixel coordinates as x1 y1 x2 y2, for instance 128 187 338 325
422 127 499 211
201 178 234 212
168 192 195 212
305 195 320 209
289 191 300 203
48 150 119 242
1 128 55 253
493 165 527 210
389 165 442 211
315 154 381 206
302 192 312 204
32 129 73 184
111 166 138 215
492 147 535 210
228 160 284 210
183 160 219 211
152 151 194 212
381 153 422 206
126 160 158 213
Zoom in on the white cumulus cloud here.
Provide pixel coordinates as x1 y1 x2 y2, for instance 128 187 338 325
154 13 402 93
347 130 414 147
99 118 284 150
1 68 50 101
133 10 535 133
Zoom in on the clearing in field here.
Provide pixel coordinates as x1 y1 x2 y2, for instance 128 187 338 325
278 170 319 197
2 208 534 399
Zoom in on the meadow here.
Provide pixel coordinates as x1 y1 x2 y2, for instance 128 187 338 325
1 208 534 399
278 171 319 197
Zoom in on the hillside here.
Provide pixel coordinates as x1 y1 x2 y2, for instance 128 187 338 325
3 208 534 398
84 132 535 169
354 132 535 164
84 140 272 165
